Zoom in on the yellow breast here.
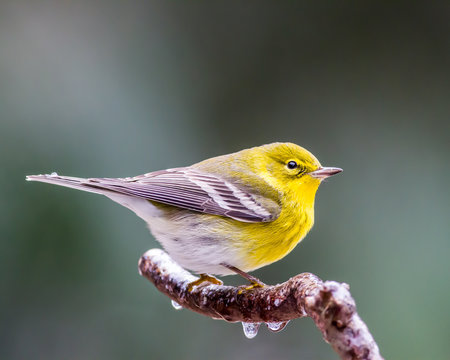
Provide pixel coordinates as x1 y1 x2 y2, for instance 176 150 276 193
237 176 320 272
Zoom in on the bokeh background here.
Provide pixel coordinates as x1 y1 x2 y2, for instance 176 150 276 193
1 2 449 359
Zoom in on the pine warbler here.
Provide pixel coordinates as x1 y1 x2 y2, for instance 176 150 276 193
26 142 341 286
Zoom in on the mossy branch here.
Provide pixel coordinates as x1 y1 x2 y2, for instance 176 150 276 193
138 249 384 360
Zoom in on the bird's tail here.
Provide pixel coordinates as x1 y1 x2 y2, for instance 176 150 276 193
26 173 158 222
26 173 111 196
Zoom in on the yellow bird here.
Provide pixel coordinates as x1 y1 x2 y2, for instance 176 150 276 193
26 142 341 287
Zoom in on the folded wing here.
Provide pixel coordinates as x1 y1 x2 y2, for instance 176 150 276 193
27 168 280 223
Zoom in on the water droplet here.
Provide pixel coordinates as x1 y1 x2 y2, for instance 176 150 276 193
241 322 260 339
266 320 290 333
50 172 58 177
171 300 183 310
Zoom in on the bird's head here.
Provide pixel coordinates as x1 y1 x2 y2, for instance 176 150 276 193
261 142 342 196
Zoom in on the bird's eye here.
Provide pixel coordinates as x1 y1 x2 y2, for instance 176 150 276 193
287 161 298 169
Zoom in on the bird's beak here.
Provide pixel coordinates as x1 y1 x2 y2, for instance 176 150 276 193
309 167 343 179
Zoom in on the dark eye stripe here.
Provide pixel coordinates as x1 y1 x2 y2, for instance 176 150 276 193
297 168 306 176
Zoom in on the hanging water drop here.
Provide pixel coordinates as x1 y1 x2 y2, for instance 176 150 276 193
266 320 290 333
171 300 183 310
50 172 58 177
241 322 260 339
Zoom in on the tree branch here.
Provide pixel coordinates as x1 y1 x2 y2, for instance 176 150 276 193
138 249 384 360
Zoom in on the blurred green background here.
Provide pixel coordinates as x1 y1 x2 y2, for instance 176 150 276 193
1 2 449 359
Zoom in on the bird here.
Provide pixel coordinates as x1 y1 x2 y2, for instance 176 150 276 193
26 142 342 289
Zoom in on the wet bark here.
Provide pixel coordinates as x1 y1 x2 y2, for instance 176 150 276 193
138 249 384 360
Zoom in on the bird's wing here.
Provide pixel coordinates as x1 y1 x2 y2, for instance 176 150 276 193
76 168 279 222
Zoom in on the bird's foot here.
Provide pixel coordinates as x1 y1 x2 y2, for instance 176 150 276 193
238 279 266 294
187 274 223 292
221 263 266 293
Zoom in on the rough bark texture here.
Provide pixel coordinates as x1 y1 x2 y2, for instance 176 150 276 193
138 249 384 360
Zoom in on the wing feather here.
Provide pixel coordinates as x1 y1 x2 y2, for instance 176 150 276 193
85 168 278 222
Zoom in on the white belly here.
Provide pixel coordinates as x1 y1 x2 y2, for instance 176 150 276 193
107 193 244 275
147 214 244 276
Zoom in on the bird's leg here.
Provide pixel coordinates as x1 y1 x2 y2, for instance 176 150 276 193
221 263 266 290
187 274 223 292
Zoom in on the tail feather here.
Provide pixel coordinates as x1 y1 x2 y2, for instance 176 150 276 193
25 173 117 196
26 173 159 221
